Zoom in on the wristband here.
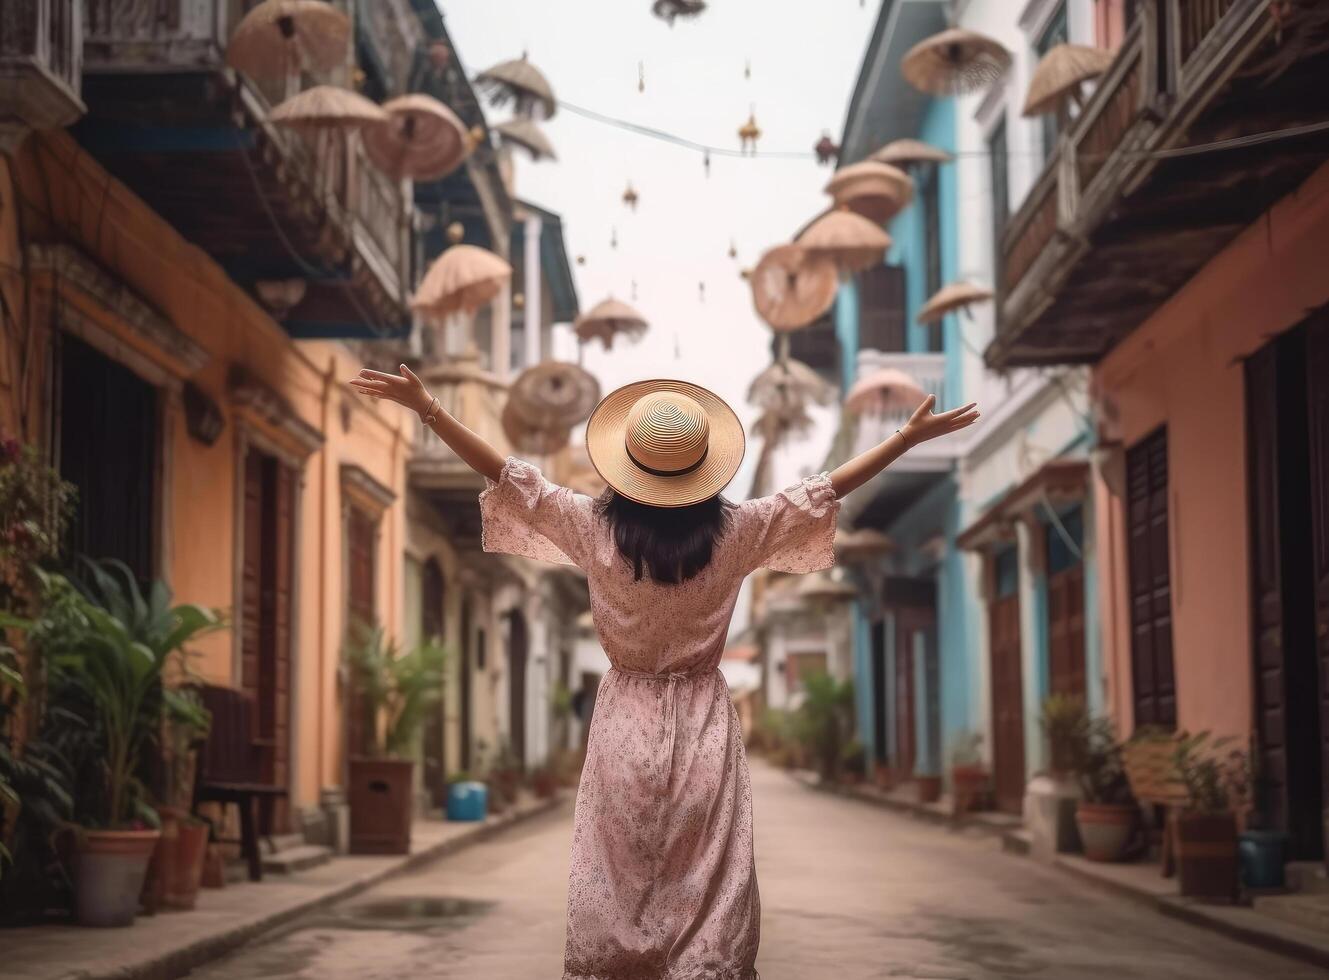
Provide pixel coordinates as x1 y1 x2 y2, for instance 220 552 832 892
896 428 910 449
422 395 440 425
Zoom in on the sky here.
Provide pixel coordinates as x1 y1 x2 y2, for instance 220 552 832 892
440 0 877 495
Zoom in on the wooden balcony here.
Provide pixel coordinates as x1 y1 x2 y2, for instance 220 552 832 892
988 0 1329 368
74 0 412 339
0 0 85 152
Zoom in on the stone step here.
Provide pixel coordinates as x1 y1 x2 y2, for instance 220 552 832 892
262 832 307 855
1002 828 1033 856
1254 893 1329 934
1287 861 1329 894
263 843 333 875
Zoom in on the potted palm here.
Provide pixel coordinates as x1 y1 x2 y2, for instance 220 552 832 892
343 623 448 854
4 563 221 926
796 671 855 784
1065 713 1136 862
1171 731 1250 901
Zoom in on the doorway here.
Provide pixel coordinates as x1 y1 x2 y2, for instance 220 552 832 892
507 610 528 767
459 598 474 771
1046 506 1087 699
870 619 888 769
882 577 936 781
345 505 376 759
989 546 1025 814
1246 312 1329 861
420 558 446 806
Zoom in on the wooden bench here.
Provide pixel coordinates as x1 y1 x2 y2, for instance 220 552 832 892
192 684 288 882
1122 734 1189 877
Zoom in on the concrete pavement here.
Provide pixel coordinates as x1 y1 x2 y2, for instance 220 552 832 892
180 758 1322 979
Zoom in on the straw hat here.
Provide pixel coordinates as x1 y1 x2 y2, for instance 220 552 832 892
586 380 745 508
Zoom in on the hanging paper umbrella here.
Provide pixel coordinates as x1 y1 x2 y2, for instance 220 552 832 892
747 358 835 411
870 138 953 168
494 117 557 161
750 244 839 332
269 85 387 130
475 54 557 119
834 527 895 562
917 281 994 324
797 207 892 277
501 398 570 455
226 0 350 80
902 28 1011 96
574 297 649 349
652 0 707 25
825 161 915 224
1023 43 1114 117
362 94 469 181
796 569 858 603
754 402 815 443
844 367 927 415
411 244 512 320
508 360 602 430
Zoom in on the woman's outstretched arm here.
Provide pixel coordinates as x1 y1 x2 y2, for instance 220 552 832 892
349 365 506 482
829 395 979 498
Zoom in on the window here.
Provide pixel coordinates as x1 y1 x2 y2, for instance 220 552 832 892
1035 4 1069 162
994 545 1020 598
1046 504 1084 575
857 264 906 352
1126 428 1176 729
988 118 1010 285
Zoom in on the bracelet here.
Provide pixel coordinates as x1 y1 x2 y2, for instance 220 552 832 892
422 395 440 425
896 428 910 449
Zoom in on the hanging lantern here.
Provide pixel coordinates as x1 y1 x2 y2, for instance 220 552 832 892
446 221 465 244
738 108 761 156
576 254 587 266
703 149 711 176
652 0 707 26
728 239 738 260
698 281 706 302
814 132 839 166
639 60 646 93
744 59 751 80
623 181 639 211
610 226 618 249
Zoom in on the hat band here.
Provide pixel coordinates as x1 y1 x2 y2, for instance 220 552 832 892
626 444 709 478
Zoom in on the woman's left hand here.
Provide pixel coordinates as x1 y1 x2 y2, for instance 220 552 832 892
901 395 980 446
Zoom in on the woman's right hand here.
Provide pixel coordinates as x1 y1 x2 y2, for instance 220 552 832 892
349 364 433 417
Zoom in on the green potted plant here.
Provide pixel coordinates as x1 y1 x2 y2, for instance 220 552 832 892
914 770 942 804
4 563 221 926
1063 712 1136 862
486 737 523 809
796 671 855 784
343 623 448 854
839 738 866 785
949 731 988 815
1171 731 1250 901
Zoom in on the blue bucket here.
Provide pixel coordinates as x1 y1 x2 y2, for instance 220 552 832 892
1238 830 1287 889
446 781 488 822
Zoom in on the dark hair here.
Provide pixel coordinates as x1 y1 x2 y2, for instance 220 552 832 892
594 488 736 584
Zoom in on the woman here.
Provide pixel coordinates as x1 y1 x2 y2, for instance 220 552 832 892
350 367 978 980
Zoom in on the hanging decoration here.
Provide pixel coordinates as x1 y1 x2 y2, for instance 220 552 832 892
446 221 465 245
502 399 570 455
493 117 557 161
631 280 638 301
744 59 752 81
652 0 707 26
844 367 927 415
698 281 706 303
575 297 649 349
639 60 646 93
814 132 840 166
269 85 387 130
825 160 915 223
475 53 557 119
901 28 1011 96
870 138 952 169
610 226 619 249
747 358 835 413
362 93 470 182
728 239 738 260
738 108 762 156
750 244 839 331
226 0 351 81
508 361 601 431
703 149 711 177
797 206 892 278
576 254 587 266
411 244 512 321
622 181 640 211
917 281 994 324
1023 43 1114 118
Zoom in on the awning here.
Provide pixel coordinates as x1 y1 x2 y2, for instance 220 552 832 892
957 458 1089 551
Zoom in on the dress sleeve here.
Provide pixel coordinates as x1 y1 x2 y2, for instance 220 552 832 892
479 457 590 567
739 472 840 574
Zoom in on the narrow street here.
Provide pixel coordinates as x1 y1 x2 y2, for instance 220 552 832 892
193 760 1318 980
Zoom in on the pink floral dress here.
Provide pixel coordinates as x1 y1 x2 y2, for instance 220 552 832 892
480 457 840 980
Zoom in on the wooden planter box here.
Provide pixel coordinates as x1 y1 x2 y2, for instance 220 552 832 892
1175 812 1238 901
349 757 414 855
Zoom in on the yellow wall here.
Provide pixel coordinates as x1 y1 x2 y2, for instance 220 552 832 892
1094 160 1329 739
5 131 413 808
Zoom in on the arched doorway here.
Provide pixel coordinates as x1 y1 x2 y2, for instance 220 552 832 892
507 610 528 767
420 558 446 806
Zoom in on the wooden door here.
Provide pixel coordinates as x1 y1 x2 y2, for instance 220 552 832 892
1306 315 1329 834
989 553 1025 814
882 578 936 780
459 598 474 770
870 620 888 768
241 449 295 831
420 559 446 806
507 610 528 767
893 629 915 777
346 506 376 758
1127 428 1177 729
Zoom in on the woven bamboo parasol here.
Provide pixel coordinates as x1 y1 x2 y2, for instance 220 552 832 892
797 207 893 277
870 138 953 168
825 160 915 224
226 0 350 80
494 117 557 161
508 361 601 430
917 281 994 324
754 402 815 443
1023 43 1114 117
834 527 895 562
502 398 570 455
412 244 512 320
269 85 387 130
362 94 469 181
844 367 926 415
750 244 839 332
574 297 649 349
902 28 1011 96
475 55 557 119
747 358 834 412
652 0 707 25
796 569 858 603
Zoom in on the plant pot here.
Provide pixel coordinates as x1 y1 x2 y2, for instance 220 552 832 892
1175 812 1239 901
532 770 558 799
74 828 161 927
1075 802 1136 862
348 757 414 855
140 818 175 915
165 820 210 910
915 775 942 804
446 781 488 822
951 765 989 814
1238 830 1287 890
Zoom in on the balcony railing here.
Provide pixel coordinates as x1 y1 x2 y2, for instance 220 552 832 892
0 0 85 147
990 0 1284 367
409 353 511 490
849 350 951 462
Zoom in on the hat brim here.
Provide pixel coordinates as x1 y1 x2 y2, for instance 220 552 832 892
585 379 746 508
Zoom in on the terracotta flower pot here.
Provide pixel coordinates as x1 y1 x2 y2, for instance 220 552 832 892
1175 812 1239 901
165 820 210 910
915 775 942 804
75 828 161 927
1075 802 1136 862
950 765 989 815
